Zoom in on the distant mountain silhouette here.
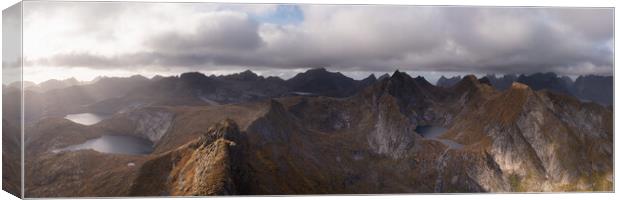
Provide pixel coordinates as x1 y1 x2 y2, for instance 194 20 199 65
436 75 462 88
437 72 612 106
286 68 374 97
574 75 613 105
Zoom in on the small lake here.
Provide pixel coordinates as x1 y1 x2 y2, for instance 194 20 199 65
65 113 108 126
415 125 464 149
52 135 154 155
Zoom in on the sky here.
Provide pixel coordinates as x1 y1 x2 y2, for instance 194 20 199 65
12 1 615 83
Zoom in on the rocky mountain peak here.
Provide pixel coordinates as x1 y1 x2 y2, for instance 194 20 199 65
390 70 410 80
363 74 377 81
462 74 479 83
452 74 481 91
378 73 390 80
225 70 262 81
478 77 492 86
204 118 242 144
286 68 361 97
180 72 209 81
510 82 530 90
307 67 328 73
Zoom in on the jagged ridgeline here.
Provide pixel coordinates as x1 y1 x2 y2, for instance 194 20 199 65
14 68 612 197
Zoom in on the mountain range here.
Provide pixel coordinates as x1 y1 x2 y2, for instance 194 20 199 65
1 68 613 197
437 72 613 105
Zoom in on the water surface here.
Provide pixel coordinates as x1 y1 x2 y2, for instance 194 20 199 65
65 113 108 125
53 135 153 155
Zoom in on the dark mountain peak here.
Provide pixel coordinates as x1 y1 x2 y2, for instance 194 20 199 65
391 69 405 76
478 77 492 86
151 75 165 81
238 69 259 78
436 75 463 88
265 76 285 82
390 70 413 82
224 70 262 81
291 67 342 79
504 74 517 79
307 67 328 73
574 75 612 105
451 74 487 95
484 74 517 90
92 74 148 85
382 71 439 97
180 72 208 80
516 72 573 95
576 74 612 81
413 76 433 87
287 67 360 97
378 73 390 80
240 69 256 74
128 75 149 81
520 72 558 80
485 74 498 79
179 72 211 86
361 74 377 83
459 75 479 85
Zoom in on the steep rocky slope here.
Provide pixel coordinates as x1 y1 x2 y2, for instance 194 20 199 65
130 119 247 196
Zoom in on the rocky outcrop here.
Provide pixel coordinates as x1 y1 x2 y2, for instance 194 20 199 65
128 108 175 142
130 119 247 196
368 94 417 159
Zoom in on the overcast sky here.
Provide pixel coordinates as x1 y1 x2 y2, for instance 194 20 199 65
17 1 614 83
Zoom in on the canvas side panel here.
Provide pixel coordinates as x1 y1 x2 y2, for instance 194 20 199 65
2 1 23 198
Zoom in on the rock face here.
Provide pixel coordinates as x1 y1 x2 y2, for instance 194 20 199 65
130 119 247 196
441 80 612 192
127 108 175 142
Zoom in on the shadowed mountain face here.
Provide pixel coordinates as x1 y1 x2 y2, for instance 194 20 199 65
574 75 613 105
436 75 462 88
286 68 376 97
516 73 575 96
8 69 613 197
484 74 518 91
436 73 612 106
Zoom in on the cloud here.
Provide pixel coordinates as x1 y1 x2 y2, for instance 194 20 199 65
22 2 613 77
147 11 264 51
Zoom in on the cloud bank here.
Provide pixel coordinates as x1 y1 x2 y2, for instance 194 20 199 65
23 2 613 79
